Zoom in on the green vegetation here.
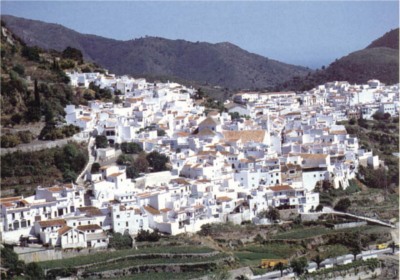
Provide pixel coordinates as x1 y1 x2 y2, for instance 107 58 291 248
290 257 308 276
135 229 161 242
334 198 351 212
95 135 109 148
62 47 83 64
340 118 399 190
234 243 299 267
88 82 112 101
38 124 80 140
0 246 44 280
1 142 87 195
109 232 133 250
272 226 331 240
85 253 227 273
39 246 215 270
258 207 280 222
300 259 380 280
91 162 101 173
102 271 210 280
278 47 399 91
146 151 170 172
117 150 170 178
120 142 143 154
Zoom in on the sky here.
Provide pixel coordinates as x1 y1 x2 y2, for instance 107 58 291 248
1 1 399 69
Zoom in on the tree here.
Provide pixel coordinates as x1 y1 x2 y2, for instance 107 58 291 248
349 118 356 125
116 154 133 166
350 243 362 261
62 47 83 64
95 135 108 148
334 198 351 212
135 229 161 242
290 257 308 276
21 46 40 61
120 142 143 154
126 165 139 179
266 206 280 222
133 152 150 173
109 232 132 249
157 129 166 137
274 262 287 277
389 241 396 254
146 151 170 172
91 162 101 173
25 262 45 280
312 254 323 270
315 204 324 212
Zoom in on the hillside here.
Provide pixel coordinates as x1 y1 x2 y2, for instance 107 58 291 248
1 15 310 90
276 28 399 91
0 21 107 126
367 28 399 50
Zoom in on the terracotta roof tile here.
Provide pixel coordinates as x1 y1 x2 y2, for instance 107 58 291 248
38 219 66 228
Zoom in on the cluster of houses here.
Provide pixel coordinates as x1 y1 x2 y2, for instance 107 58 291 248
1 71 398 249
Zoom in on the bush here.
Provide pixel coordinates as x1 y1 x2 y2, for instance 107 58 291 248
39 124 80 140
157 129 166 137
21 46 40 61
146 151 170 172
120 142 143 154
12 64 25 76
109 232 132 250
91 162 101 173
135 229 161 242
59 59 76 70
1 134 21 148
62 47 83 64
334 198 351 212
17 131 33 143
95 135 109 148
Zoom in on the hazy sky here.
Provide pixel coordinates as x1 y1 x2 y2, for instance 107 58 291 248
1 1 399 69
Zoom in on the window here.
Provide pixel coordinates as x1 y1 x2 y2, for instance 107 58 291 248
116 215 120 219
126 222 129 227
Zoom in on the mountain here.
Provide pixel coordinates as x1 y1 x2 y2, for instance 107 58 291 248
276 28 399 91
366 29 399 50
1 15 310 90
0 20 107 127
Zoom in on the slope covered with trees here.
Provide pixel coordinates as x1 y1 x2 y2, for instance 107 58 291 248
2 15 310 90
276 28 399 91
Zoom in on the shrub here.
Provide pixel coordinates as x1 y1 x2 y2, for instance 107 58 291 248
120 142 143 154
91 162 101 173
135 229 161 242
146 151 170 172
109 232 133 250
17 131 33 143
21 46 40 61
62 47 83 64
334 198 351 212
95 135 109 148
12 64 25 76
1 134 21 148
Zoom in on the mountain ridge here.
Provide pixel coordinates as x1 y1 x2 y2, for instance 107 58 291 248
1 14 310 90
276 28 399 91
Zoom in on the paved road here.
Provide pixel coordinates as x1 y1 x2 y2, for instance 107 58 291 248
302 206 395 228
251 247 397 279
